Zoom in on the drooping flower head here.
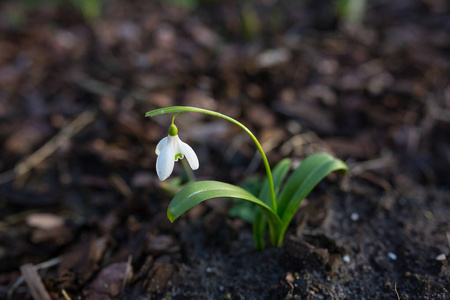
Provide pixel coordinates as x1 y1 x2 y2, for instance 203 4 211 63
155 124 199 181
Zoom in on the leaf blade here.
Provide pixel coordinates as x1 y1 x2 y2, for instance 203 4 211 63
259 158 291 206
281 158 347 222
168 180 279 223
277 153 343 217
276 153 347 245
252 210 267 250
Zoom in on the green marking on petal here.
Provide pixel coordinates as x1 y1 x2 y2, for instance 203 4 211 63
175 153 183 161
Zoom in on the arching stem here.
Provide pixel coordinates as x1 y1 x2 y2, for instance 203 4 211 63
146 106 277 212
172 112 182 125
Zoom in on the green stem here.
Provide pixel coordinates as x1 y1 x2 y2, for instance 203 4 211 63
172 112 182 125
146 106 277 212
268 222 278 246
181 159 196 182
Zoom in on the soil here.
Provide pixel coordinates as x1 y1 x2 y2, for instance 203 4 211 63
0 0 449 299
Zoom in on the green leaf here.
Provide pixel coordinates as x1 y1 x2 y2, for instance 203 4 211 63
240 176 263 197
246 159 291 249
259 158 291 205
229 201 256 223
252 210 267 250
276 153 347 245
160 177 184 197
167 180 280 223
277 153 345 216
231 159 290 224
161 0 199 11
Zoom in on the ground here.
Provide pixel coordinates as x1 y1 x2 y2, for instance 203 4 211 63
0 0 449 299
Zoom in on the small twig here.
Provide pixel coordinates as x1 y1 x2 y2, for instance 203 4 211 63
348 155 394 176
358 171 393 192
19 264 51 300
61 289 72 300
34 256 63 270
8 257 63 300
122 255 133 293
395 282 400 300
7 276 25 300
108 173 133 199
12 109 96 187
74 75 121 98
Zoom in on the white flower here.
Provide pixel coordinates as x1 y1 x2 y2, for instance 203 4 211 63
155 126 199 181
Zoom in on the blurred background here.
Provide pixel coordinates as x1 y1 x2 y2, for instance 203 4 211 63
0 0 449 299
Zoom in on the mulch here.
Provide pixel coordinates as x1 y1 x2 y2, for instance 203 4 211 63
0 0 449 299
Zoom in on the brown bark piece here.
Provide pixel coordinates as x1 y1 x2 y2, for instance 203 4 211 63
147 263 175 293
284 236 330 267
84 262 132 300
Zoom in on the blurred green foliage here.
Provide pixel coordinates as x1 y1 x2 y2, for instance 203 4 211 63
160 0 199 11
337 0 367 27
228 176 262 223
3 0 110 25
240 2 260 40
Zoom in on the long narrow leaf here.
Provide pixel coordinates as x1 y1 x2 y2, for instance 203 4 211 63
252 210 267 250
167 180 280 223
276 154 347 245
253 159 290 249
259 158 291 205
277 153 343 217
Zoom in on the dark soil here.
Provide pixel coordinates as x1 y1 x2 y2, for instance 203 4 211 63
0 0 449 299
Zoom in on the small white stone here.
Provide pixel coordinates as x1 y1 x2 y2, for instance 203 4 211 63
388 252 397 260
26 213 64 229
206 267 212 273
256 48 291 68
343 255 351 263
436 254 446 261
351 213 359 221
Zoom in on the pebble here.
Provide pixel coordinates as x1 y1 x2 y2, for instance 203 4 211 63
343 255 351 263
256 48 291 68
436 254 446 261
351 213 359 221
26 213 64 230
388 252 397 260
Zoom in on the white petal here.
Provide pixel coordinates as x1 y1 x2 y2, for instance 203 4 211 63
180 141 199 170
156 139 175 181
172 135 183 152
155 136 168 155
172 135 184 160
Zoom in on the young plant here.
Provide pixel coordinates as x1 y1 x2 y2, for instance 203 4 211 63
146 106 348 250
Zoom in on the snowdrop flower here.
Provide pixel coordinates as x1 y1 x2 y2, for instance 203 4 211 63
155 124 199 181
